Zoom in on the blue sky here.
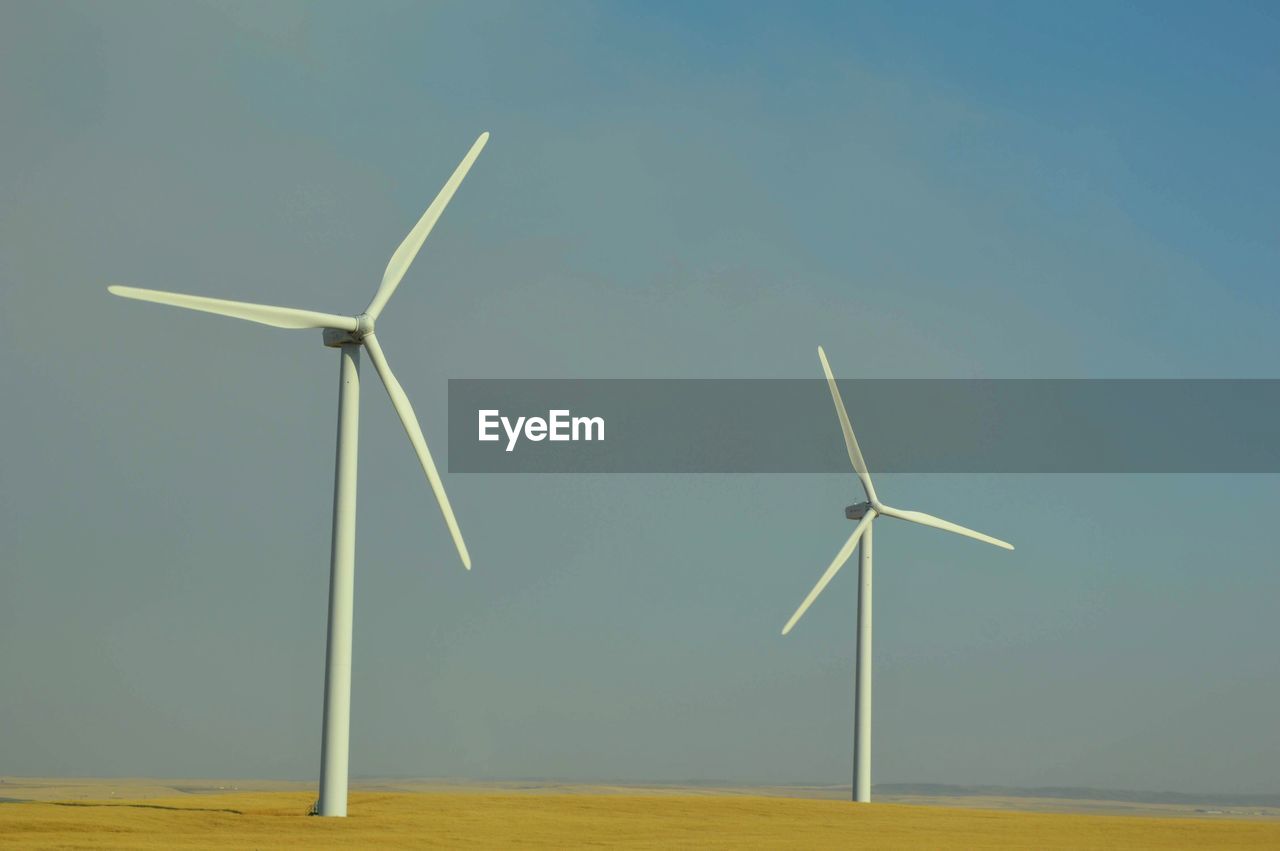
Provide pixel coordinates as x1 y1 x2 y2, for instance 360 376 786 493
1 1 1277 794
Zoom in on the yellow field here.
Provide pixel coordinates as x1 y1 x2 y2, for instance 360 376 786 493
3 790 1279 849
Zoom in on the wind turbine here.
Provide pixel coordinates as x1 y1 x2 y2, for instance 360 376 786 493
782 346 1014 803
107 132 489 817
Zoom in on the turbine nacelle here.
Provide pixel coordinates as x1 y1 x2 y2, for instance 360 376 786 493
322 313 375 347
845 501 873 520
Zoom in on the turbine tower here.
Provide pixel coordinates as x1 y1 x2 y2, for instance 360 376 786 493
108 132 489 817
782 346 1014 803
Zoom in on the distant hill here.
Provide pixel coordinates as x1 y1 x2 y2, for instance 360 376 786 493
876 783 1280 809
360 777 1280 810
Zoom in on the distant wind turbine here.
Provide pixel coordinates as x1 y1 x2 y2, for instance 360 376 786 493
108 132 490 817
782 346 1014 803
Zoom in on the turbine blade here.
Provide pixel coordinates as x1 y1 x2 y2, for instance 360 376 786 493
877 505 1014 550
782 511 876 635
365 132 490 320
817 346 877 503
361 333 471 570
108 286 358 331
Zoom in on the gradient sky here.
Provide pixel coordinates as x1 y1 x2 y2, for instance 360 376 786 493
1 1 1277 794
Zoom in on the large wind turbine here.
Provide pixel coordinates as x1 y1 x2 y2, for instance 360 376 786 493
108 132 489 817
782 346 1014 803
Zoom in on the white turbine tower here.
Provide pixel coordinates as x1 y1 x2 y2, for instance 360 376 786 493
107 132 489 817
782 346 1014 803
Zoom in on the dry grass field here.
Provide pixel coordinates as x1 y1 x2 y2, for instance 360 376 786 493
2 783 1279 849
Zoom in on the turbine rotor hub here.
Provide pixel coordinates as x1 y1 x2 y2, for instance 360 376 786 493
322 313 375 347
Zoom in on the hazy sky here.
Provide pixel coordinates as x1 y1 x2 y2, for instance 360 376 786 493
1 1 1277 794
